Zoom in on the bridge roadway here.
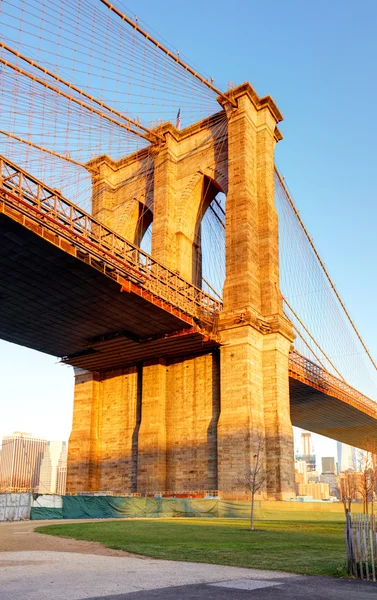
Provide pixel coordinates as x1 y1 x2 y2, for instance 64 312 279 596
1 155 377 451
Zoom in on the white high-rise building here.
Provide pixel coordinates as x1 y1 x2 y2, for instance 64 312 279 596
337 442 357 473
38 441 67 494
0 432 47 492
56 443 68 495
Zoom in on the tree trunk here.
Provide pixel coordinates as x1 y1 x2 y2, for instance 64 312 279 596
250 492 255 531
371 490 374 530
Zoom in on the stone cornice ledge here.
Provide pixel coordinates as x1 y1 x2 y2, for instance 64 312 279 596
219 309 294 342
218 82 283 124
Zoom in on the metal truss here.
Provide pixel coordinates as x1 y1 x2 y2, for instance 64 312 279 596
289 350 377 417
0 156 222 325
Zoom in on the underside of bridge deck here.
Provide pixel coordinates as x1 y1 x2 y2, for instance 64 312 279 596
0 214 218 363
290 377 377 450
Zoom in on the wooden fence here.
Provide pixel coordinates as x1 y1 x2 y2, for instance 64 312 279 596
345 511 377 580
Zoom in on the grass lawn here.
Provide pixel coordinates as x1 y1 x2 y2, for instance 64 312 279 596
36 519 347 577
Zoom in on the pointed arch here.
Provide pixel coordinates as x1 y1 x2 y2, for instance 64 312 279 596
175 172 225 290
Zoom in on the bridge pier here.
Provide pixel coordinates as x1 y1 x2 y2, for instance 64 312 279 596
217 84 295 499
66 83 295 500
67 353 220 495
137 359 168 493
263 331 295 499
66 369 100 493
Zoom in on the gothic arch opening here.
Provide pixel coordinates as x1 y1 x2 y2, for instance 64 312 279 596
134 201 153 255
194 176 226 299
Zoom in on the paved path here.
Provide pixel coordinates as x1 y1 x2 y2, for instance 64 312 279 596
0 520 376 600
84 578 377 600
0 518 133 556
0 550 299 600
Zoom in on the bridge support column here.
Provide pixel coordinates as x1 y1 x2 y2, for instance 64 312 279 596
218 325 266 499
218 83 295 500
166 352 220 492
66 369 100 493
137 360 167 493
263 331 294 499
218 322 294 500
152 134 178 270
96 367 139 493
67 367 140 494
89 154 154 243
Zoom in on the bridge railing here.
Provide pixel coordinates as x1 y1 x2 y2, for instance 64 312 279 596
0 156 222 323
289 350 377 416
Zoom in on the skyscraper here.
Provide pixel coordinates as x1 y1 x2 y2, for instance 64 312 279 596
301 432 312 456
320 456 338 496
56 465 67 495
321 457 336 474
337 442 357 473
56 442 68 495
38 441 67 494
295 431 316 472
0 432 47 492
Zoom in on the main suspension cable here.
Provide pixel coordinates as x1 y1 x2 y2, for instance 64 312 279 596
99 0 237 108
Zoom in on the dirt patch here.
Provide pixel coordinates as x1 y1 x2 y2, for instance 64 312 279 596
0 519 144 557
0 560 49 567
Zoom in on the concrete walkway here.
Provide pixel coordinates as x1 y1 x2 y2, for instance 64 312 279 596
0 550 300 600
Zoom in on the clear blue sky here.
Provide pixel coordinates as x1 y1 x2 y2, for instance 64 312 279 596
1 0 377 465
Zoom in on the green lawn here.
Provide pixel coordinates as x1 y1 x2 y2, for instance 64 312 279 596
36 519 347 577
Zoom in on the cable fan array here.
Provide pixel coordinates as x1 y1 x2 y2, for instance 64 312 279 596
0 0 221 210
275 171 377 401
1 0 376 403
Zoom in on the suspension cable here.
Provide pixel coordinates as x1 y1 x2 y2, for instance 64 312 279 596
0 56 155 143
202 277 223 301
209 204 225 228
285 313 327 371
283 296 345 381
0 130 88 169
99 0 237 108
275 166 377 372
0 41 162 142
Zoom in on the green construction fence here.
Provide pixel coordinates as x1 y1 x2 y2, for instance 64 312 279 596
30 495 358 521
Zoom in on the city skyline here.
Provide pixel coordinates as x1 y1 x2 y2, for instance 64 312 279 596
38 440 67 495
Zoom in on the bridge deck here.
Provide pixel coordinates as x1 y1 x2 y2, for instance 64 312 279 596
0 213 219 360
289 353 377 449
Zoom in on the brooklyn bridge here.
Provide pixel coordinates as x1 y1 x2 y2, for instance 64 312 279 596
1 0 377 500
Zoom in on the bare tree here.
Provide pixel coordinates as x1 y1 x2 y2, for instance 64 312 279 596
339 470 359 515
244 432 266 531
358 448 376 515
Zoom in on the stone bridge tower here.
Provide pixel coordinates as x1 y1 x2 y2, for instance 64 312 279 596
67 83 295 500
